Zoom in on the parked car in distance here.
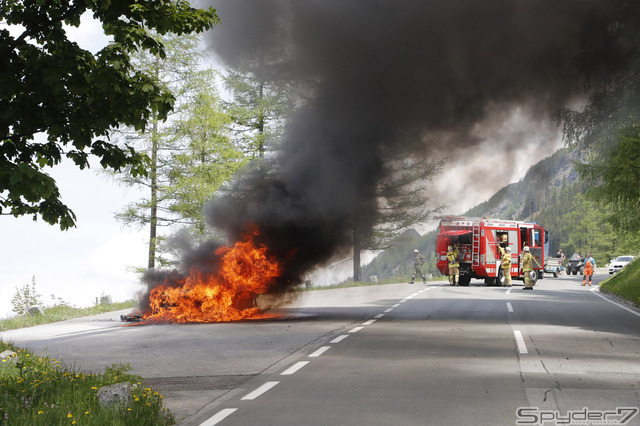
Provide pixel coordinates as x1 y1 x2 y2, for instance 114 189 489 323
544 257 562 277
565 253 584 275
608 255 636 274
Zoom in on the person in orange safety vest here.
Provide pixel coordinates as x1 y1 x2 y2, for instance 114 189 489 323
582 252 596 286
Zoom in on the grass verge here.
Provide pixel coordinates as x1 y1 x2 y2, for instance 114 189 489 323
0 341 173 425
0 301 137 332
599 257 640 308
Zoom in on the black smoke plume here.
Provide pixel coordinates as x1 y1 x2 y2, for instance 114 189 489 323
144 1 634 299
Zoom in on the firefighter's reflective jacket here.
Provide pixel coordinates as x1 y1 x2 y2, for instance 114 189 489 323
447 248 459 268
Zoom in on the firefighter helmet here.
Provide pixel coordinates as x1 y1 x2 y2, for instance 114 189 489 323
505 247 511 253
524 246 530 252
414 249 419 253
448 245 453 251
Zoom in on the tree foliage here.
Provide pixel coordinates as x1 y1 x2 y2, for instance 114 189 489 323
0 0 217 230
574 124 640 233
114 33 245 268
351 149 444 281
222 58 296 158
163 79 247 237
555 1 640 234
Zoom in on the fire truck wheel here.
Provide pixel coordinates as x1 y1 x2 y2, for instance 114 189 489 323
458 276 471 286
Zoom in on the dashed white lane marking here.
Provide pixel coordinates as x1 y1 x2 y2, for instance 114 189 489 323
590 287 640 318
309 346 331 357
203 291 439 425
281 361 309 375
241 381 279 400
331 335 349 343
507 302 514 313
514 330 528 354
199 408 238 426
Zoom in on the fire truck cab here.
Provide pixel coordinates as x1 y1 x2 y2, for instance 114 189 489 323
435 216 548 286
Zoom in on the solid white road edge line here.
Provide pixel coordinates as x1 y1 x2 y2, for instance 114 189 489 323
281 361 309 376
514 330 528 354
309 346 331 357
590 287 640 317
507 302 514 313
241 381 279 400
199 408 238 426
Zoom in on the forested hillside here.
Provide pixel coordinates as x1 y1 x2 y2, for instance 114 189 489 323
360 148 640 282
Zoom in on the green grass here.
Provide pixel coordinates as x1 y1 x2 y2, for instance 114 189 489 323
0 342 173 425
0 301 137 332
599 257 640 308
297 274 445 291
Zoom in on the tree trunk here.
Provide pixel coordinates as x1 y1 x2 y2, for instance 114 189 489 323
257 81 265 157
148 116 159 269
353 224 362 282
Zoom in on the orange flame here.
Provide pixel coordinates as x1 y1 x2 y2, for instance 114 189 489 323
143 226 282 323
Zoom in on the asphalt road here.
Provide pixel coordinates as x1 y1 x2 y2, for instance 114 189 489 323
2 273 640 426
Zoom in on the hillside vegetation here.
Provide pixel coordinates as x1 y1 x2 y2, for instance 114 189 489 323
361 148 640 282
600 256 640 308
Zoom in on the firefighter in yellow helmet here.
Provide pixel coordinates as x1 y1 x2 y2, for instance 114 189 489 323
446 244 460 286
500 246 512 287
522 246 534 290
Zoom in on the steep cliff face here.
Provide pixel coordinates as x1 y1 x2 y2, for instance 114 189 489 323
463 148 579 220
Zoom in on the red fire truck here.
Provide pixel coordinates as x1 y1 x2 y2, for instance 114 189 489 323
435 216 548 286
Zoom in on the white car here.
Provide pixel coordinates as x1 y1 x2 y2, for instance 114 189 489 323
608 255 635 274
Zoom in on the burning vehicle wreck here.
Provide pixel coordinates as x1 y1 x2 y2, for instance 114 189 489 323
131 226 284 324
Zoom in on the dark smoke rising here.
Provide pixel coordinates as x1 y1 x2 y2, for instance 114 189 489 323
145 1 629 298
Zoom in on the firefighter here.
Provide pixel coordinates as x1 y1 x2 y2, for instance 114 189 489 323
499 233 508 249
410 249 427 284
446 244 460 286
500 246 512 287
582 252 596 286
522 246 534 290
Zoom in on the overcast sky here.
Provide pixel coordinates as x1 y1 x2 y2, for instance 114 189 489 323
0 8 563 318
